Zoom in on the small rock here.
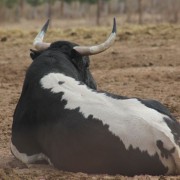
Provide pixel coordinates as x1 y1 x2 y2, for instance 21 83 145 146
84 34 92 39
70 32 77 36
1 37 7 42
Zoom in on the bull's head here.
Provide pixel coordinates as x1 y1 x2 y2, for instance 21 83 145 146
31 19 116 90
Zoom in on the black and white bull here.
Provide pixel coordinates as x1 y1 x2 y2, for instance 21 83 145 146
11 19 180 176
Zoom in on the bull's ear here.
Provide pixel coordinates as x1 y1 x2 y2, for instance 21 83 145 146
70 49 83 70
30 49 41 61
71 48 81 58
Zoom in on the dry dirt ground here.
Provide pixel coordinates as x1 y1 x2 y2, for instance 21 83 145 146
0 22 180 179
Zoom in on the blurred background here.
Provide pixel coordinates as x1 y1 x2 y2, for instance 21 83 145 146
0 0 180 29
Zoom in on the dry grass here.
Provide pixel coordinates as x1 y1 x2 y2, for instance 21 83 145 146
0 22 180 179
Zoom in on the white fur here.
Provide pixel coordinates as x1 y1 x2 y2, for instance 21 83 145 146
40 72 180 174
11 142 52 165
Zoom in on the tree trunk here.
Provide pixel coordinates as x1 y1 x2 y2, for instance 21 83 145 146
125 0 131 23
47 0 52 19
59 0 64 18
124 0 127 14
31 7 37 19
172 0 179 23
19 0 24 18
138 0 143 24
0 5 5 23
15 5 20 22
150 0 156 23
96 0 102 25
108 1 111 15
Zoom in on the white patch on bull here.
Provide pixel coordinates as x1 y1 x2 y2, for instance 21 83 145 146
11 142 53 166
40 72 180 175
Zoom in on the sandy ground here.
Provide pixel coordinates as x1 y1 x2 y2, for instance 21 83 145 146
0 22 180 179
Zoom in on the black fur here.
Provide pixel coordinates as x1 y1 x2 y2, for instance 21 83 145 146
29 41 96 90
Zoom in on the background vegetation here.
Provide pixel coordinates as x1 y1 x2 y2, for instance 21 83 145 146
0 0 180 25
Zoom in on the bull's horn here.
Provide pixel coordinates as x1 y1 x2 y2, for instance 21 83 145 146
73 17 116 56
33 19 51 51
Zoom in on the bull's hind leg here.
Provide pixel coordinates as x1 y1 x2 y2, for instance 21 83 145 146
10 142 52 165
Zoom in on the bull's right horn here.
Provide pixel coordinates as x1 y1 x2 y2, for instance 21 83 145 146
33 19 51 51
73 17 117 56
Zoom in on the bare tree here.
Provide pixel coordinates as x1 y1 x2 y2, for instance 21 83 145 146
172 0 179 23
59 0 64 17
96 0 102 25
108 0 112 15
47 0 52 19
138 0 143 24
19 0 24 18
125 0 132 23
0 3 5 23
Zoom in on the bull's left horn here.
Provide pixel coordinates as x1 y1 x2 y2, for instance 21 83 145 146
73 17 116 56
33 19 51 51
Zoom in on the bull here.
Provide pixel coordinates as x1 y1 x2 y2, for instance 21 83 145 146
11 18 180 176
